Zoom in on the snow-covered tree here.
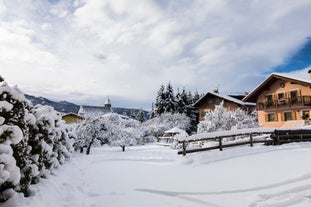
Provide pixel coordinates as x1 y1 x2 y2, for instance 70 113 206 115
197 101 258 133
75 113 144 153
136 109 145 123
155 84 165 116
74 117 108 154
164 82 176 113
143 112 191 138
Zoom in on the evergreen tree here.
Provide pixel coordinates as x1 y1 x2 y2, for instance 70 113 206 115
193 90 201 103
155 84 165 116
164 82 176 113
175 88 187 114
149 103 155 119
136 109 145 123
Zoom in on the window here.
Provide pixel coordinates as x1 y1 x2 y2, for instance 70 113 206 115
284 112 292 121
266 94 273 105
290 90 298 103
267 113 275 122
207 99 213 105
302 111 310 120
278 93 284 99
283 111 297 121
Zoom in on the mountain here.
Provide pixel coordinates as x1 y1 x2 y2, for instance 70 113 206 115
25 94 150 119
25 94 80 114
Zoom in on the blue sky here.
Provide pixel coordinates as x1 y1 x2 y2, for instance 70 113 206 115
273 38 311 73
1 0 311 110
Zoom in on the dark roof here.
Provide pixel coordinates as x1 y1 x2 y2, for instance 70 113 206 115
243 73 311 102
193 91 255 107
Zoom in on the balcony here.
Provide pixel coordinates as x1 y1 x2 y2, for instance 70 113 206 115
257 96 311 110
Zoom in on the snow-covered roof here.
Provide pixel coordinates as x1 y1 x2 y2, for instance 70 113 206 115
78 105 112 117
164 127 187 134
62 112 84 119
194 91 256 107
243 73 311 102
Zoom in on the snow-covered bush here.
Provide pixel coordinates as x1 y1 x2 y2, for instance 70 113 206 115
0 80 76 202
0 81 28 201
197 101 258 133
28 104 74 180
143 112 191 138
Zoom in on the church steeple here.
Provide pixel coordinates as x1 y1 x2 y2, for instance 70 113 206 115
104 97 111 109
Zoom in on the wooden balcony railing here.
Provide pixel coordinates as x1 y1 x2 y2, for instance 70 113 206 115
257 96 311 110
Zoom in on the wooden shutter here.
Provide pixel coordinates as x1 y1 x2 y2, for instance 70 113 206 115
281 112 285 121
265 114 268 122
274 113 278 121
292 111 297 120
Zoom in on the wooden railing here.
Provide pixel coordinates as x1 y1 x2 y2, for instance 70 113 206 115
177 128 274 156
270 129 311 145
257 96 311 110
177 128 311 155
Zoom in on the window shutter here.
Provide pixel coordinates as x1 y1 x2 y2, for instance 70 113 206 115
265 114 268 122
274 113 278 121
281 113 285 121
292 111 296 120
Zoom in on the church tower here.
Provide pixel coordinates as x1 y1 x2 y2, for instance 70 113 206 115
104 97 111 109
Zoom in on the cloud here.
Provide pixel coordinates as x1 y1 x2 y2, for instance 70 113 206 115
1 0 311 110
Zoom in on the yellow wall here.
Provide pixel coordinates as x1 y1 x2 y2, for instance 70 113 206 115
62 114 84 124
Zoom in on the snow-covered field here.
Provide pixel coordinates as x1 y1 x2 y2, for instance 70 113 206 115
7 143 311 207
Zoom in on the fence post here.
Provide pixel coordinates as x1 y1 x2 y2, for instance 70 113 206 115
182 141 186 156
219 138 223 151
250 133 253 147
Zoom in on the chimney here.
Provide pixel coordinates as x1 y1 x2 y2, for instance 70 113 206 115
308 70 311 79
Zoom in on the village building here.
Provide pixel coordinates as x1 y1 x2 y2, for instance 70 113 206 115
62 113 84 124
78 97 112 118
243 72 311 128
194 91 256 121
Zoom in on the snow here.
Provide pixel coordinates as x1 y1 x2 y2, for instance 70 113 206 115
165 127 187 134
178 127 274 141
8 142 311 207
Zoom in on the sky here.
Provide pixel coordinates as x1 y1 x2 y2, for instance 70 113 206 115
1 0 311 110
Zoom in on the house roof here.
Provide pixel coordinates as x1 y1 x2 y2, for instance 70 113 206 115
193 91 256 107
242 73 311 103
78 105 112 117
62 113 84 119
165 127 186 134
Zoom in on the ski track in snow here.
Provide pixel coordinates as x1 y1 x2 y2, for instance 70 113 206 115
136 172 311 207
13 144 311 207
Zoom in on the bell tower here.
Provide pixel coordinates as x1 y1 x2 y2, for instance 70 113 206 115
104 97 111 109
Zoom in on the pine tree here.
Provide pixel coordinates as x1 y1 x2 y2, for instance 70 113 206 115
164 82 176 113
193 90 201 103
175 88 187 114
136 109 145 123
149 103 155 119
155 84 165 116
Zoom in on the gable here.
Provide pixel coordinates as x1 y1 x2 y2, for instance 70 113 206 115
194 92 255 107
243 73 311 103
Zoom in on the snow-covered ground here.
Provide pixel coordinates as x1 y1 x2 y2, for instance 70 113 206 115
7 143 311 207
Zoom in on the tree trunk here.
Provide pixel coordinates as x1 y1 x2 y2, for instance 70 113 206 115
86 138 94 155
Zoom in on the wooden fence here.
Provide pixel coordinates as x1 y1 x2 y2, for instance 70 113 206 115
177 128 311 156
270 129 311 145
